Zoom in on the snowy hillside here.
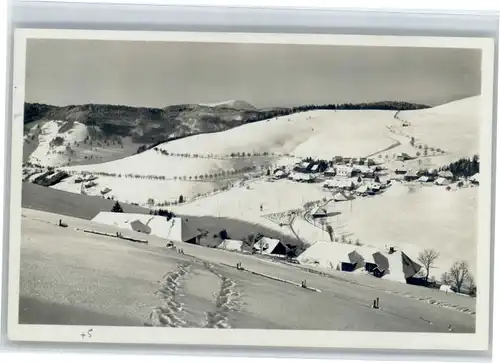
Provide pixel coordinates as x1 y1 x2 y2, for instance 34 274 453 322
26 120 88 167
24 119 140 168
45 97 481 208
49 108 396 204
23 100 273 167
155 109 396 159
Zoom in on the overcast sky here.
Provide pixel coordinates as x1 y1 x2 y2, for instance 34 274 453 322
25 39 482 108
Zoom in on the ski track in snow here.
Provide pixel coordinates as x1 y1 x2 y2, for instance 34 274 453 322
202 262 243 329
145 262 191 327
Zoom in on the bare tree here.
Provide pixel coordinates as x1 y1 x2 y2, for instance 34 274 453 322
418 249 440 282
465 275 477 296
448 260 470 293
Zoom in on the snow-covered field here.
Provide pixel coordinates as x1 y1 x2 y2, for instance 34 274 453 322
20 208 476 331
398 96 479 158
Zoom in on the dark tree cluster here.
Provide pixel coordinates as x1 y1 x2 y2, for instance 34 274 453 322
136 145 148 154
441 155 479 178
111 201 124 213
151 208 175 220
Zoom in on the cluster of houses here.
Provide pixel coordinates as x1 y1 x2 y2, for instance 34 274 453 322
322 179 387 197
270 156 381 183
217 235 426 285
297 241 423 284
393 168 473 186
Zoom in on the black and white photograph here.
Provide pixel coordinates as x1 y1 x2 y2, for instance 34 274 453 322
7 30 495 350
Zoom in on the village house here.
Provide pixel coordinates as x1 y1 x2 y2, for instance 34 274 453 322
323 167 336 177
395 167 407 175
335 165 354 178
333 191 350 202
273 169 287 179
217 239 244 252
323 179 355 191
253 237 288 256
404 170 419 181
396 153 411 161
293 161 313 173
438 170 454 180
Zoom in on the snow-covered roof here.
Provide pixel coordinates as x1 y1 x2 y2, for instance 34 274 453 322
92 212 201 243
355 185 369 194
253 237 285 255
274 170 284 177
354 165 371 173
312 206 328 216
217 239 244 251
418 176 429 182
438 170 454 179
298 241 359 269
435 177 451 185
336 165 353 172
324 167 336 174
334 192 348 201
372 250 422 283
130 220 151 234
368 182 381 189
405 170 419 177
440 285 454 293
469 173 479 182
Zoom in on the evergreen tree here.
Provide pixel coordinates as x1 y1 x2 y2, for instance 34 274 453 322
111 201 124 213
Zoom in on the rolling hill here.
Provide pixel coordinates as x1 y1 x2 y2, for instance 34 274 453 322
23 100 429 168
23 101 270 167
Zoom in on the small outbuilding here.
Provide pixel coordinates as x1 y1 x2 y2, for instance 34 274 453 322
253 237 288 256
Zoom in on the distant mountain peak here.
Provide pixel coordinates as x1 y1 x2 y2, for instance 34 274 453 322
198 100 257 110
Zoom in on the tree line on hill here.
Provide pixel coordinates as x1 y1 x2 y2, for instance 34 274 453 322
440 155 479 179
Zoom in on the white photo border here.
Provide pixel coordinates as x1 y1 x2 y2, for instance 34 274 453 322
6 28 496 351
